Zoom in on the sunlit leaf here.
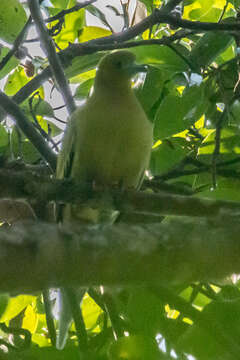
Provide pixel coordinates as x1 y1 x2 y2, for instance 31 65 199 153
79 26 112 42
154 83 205 139
132 45 189 72
22 304 38 333
0 46 19 80
0 0 27 44
81 293 103 332
0 295 35 322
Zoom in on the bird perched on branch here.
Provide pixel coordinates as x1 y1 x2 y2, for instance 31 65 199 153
55 50 153 348
57 50 153 224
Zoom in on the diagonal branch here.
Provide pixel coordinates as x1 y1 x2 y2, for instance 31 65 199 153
45 0 97 23
28 0 76 115
0 92 56 171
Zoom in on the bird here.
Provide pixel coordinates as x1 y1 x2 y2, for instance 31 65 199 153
55 50 153 348
57 50 153 223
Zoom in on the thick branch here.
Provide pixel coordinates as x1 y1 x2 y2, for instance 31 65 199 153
0 170 240 219
0 218 240 293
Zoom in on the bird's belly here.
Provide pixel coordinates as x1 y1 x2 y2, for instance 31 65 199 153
74 102 153 188
93 143 145 187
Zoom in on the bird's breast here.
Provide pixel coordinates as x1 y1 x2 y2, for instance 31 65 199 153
74 93 153 188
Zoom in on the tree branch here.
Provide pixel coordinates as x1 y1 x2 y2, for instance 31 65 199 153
28 0 76 114
1 218 240 294
0 169 240 219
0 92 56 171
161 0 183 14
5 6 239 113
45 0 97 23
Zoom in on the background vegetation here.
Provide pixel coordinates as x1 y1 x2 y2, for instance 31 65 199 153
0 0 240 359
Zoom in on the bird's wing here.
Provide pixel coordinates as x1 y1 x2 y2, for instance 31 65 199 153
56 115 77 180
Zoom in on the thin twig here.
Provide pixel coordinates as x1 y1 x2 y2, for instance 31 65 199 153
218 0 229 23
45 0 96 23
29 95 59 151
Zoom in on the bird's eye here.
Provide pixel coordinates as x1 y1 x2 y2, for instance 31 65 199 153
115 61 122 68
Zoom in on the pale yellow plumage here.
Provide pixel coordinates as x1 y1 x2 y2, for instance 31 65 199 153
56 50 153 349
57 50 153 223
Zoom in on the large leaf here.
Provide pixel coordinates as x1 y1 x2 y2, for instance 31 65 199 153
0 295 35 322
52 0 84 49
184 0 234 22
150 138 190 175
131 45 189 73
135 66 167 115
0 124 9 152
154 83 205 139
4 67 30 96
188 31 235 72
86 5 113 31
65 53 103 82
79 26 112 42
0 0 27 44
0 46 19 80
74 78 94 100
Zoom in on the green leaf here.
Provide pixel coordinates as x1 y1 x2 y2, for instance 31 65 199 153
0 46 19 80
198 127 240 155
131 45 189 73
37 116 62 137
79 26 112 42
135 66 166 115
53 0 84 50
0 124 9 151
21 141 42 164
66 53 103 82
74 78 94 100
197 178 240 202
4 67 30 96
230 0 240 8
0 294 9 319
11 127 41 163
81 293 103 332
154 84 205 139
126 288 164 335
86 5 113 31
0 0 27 44
108 335 161 360
0 295 35 322
150 138 190 175
49 0 69 8
188 31 234 72
138 0 154 11
184 0 228 22
34 99 54 118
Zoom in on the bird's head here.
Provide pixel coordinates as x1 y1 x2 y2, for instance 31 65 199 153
94 50 146 92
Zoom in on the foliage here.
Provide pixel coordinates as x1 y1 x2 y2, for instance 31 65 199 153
0 0 240 359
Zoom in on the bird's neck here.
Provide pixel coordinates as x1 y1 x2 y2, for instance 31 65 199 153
94 76 132 96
